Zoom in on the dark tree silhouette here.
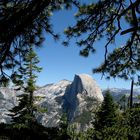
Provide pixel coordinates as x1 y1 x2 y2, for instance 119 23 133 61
0 0 78 86
64 0 140 81
93 90 118 130
92 90 119 140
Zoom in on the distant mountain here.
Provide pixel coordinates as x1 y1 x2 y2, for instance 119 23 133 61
103 88 140 103
103 88 140 95
0 74 103 130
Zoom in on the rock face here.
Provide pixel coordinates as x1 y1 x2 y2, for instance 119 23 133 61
34 80 71 127
0 74 103 128
63 74 103 122
0 88 23 123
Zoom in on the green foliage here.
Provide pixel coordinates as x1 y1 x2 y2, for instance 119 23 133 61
9 47 43 129
58 113 71 140
101 107 140 140
126 107 140 139
94 90 119 130
67 124 78 140
0 122 61 140
9 94 36 128
0 0 77 86
64 0 140 81
83 92 140 140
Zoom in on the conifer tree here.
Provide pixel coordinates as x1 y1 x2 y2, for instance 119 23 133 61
94 90 118 130
0 1 78 86
92 90 119 139
64 0 140 82
9 94 32 128
10 46 42 128
24 47 42 114
58 113 70 140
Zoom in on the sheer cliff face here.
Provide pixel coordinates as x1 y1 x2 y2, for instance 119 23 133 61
63 74 103 121
0 74 103 127
64 74 103 100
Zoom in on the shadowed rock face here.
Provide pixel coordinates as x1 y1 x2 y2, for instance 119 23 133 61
0 74 103 128
63 74 103 121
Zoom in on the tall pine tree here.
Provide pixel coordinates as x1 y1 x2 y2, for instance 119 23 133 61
93 90 119 139
10 46 42 128
94 90 118 129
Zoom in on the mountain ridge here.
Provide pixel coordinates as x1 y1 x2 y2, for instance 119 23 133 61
0 74 140 128
0 74 103 129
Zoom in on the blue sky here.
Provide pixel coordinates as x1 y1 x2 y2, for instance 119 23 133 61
35 4 132 89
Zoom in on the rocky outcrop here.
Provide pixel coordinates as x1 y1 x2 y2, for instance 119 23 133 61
0 88 23 123
63 74 103 122
34 80 71 127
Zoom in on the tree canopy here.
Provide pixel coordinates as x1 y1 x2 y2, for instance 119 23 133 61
64 0 140 81
1 0 140 84
0 0 78 85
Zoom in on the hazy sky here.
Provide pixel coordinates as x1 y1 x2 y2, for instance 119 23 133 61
36 4 133 89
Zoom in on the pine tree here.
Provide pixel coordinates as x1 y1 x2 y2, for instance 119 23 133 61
9 94 32 128
128 106 140 139
23 47 42 115
64 0 140 83
92 90 119 139
9 46 42 128
58 113 70 140
0 1 77 86
94 90 118 130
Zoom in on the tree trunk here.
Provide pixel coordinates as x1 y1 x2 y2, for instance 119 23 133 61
130 79 134 108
